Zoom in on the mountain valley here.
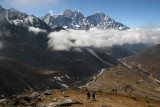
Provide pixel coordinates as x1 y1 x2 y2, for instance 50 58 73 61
0 5 160 105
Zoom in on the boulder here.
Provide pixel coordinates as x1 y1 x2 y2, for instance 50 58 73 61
28 92 40 99
5 100 16 106
44 90 55 95
0 99 7 104
23 92 40 103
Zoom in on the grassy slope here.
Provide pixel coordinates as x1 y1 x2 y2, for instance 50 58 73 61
87 65 160 101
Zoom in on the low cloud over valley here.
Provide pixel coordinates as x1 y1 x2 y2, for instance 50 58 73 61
48 28 160 51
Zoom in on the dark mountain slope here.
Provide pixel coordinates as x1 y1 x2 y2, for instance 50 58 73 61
100 45 135 59
0 18 118 97
125 44 160 81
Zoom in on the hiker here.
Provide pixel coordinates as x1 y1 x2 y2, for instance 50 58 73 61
124 89 127 93
92 92 95 101
112 89 115 93
115 89 117 94
87 92 90 99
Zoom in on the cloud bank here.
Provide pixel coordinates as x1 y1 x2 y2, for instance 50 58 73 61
28 26 46 34
48 28 160 51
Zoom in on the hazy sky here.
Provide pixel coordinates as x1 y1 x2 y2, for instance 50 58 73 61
0 0 160 28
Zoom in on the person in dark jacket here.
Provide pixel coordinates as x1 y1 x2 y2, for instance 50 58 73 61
92 92 95 100
112 89 115 93
115 89 117 94
87 92 90 99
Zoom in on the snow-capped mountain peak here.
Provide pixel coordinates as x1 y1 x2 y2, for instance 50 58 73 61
41 9 129 30
0 6 52 31
63 9 73 18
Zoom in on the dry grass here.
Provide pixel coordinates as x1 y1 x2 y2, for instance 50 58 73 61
0 89 160 107
37 89 160 107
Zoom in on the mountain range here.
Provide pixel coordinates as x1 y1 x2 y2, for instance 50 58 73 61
0 5 151 54
0 5 159 101
40 9 129 30
0 5 129 30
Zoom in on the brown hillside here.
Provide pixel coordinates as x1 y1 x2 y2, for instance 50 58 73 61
125 44 160 81
126 44 160 67
87 65 160 101
0 89 160 107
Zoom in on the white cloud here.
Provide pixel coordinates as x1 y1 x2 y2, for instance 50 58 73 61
28 26 46 34
48 28 160 51
49 10 53 15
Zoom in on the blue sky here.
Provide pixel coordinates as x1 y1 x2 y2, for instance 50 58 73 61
0 0 160 28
